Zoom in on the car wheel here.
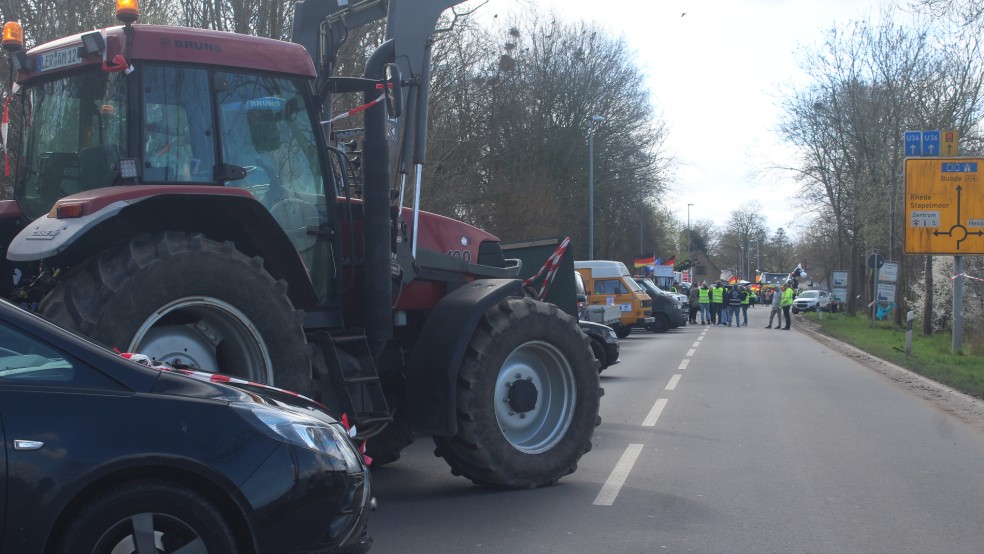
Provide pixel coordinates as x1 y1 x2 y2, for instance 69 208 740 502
647 314 670 333
613 325 631 339
55 480 240 554
792 308 800 314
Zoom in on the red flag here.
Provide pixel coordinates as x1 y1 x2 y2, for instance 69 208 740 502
662 256 676 266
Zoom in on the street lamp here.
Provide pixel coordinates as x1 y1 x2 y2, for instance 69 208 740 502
588 115 605 260
687 203 694 281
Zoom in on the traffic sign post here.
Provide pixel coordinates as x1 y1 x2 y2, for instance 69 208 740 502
903 155 977 354
904 158 984 255
867 253 883 328
904 131 922 157
943 130 959 156
921 130 941 156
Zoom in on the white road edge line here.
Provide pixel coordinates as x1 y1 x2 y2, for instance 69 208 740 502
666 374 682 390
678 358 689 370
593 444 645 506
642 398 668 426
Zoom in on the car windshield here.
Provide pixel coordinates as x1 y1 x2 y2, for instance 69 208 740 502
636 279 661 294
623 277 644 292
10 67 128 219
800 290 819 298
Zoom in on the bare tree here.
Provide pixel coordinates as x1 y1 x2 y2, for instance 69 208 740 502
422 10 672 264
778 9 984 317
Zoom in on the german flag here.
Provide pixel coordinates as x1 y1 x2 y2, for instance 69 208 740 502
633 255 656 268
727 275 739 284
661 256 676 266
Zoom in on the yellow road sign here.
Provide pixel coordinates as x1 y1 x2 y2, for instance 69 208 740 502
942 130 959 156
904 157 984 255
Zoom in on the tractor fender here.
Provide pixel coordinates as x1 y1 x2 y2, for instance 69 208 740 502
7 187 319 309
405 278 524 436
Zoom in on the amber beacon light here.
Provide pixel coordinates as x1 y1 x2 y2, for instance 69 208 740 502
2 21 23 52
116 0 139 23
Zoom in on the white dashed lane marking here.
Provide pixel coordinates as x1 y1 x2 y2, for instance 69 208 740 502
666 374 682 390
642 398 668 427
594 444 645 506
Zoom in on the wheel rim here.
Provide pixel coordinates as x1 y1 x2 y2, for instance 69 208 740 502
96 512 207 554
494 340 576 454
128 296 273 382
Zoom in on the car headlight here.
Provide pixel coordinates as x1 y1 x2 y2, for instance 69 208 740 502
233 403 363 472
606 329 618 342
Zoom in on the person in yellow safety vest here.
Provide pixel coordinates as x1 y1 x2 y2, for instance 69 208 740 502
739 285 751 326
711 281 726 325
698 281 710 325
780 282 795 330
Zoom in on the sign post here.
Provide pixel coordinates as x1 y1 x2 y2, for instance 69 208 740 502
954 256 963 353
904 158 984 254
904 157 981 352
920 130 941 156
904 131 922 157
867 253 884 328
943 130 959 156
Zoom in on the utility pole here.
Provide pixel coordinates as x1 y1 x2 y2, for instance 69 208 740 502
687 203 694 281
587 115 605 260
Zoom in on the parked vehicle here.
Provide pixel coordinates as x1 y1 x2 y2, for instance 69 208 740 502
575 261 654 338
792 289 837 313
0 0 601 489
0 299 372 554
578 320 620 372
634 277 689 333
574 271 620 326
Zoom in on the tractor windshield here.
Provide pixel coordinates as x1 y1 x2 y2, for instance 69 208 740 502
10 67 128 219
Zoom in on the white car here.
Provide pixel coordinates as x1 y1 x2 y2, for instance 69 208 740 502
792 289 835 313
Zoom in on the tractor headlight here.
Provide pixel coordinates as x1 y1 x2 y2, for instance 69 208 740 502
234 403 362 472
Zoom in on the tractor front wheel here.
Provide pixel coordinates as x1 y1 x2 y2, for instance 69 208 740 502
433 297 602 488
40 232 312 395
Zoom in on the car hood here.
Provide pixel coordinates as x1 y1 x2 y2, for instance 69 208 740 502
149 364 339 426
578 320 616 335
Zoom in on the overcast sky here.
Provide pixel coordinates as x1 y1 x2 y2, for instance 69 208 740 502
492 0 891 238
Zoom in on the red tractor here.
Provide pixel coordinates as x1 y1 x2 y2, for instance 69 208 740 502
0 0 601 488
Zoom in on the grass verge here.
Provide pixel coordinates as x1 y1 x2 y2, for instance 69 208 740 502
804 311 984 399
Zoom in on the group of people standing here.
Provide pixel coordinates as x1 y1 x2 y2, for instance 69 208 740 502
686 280 796 330
688 281 754 327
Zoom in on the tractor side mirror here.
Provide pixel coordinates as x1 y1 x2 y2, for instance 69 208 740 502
384 63 402 118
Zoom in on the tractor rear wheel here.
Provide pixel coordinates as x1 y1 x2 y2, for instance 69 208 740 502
40 232 312 395
433 297 602 488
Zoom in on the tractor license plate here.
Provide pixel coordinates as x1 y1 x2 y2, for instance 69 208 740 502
37 47 81 73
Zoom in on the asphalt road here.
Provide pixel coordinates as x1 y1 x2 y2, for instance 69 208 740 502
368 307 984 553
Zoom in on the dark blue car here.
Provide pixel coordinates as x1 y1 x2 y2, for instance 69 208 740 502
0 299 373 554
